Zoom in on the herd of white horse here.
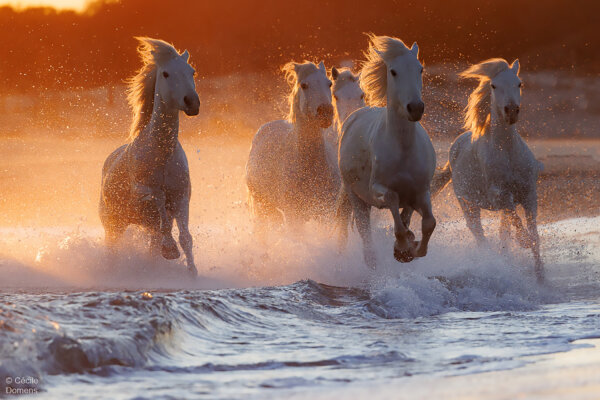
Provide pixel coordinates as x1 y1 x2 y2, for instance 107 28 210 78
100 35 544 281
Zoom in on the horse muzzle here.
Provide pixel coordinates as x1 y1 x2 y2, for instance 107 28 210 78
407 101 425 122
316 104 334 128
183 95 200 116
504 104 520 125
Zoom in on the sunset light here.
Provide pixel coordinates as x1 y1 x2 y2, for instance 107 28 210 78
0 1 598 399
2 0 88 10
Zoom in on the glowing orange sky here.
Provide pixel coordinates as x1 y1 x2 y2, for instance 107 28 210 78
2 0 87 10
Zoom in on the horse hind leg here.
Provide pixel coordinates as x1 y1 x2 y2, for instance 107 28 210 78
524 204 544 281
349 194 376 269
335 183 353 252
458 198 486 245
174 201 197 276
413 193 437 258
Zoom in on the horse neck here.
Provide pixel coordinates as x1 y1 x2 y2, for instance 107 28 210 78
134 91 180 159
385 100 416 149
295 118 328 168
489 105 517 149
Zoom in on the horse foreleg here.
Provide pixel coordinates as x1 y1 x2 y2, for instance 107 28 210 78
507 210 530 249
151 192 179 260
349 193 376 269
400 207 415 243
458 198 486 245
413 193 436 258
372 184 413 263
175 201 197 276
524 204 543 281
159 211 179 260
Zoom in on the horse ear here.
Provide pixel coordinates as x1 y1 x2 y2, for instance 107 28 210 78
410 42 419 57
511 59 520 74
331 67 339 80
318 61 326 71
181 49 190 62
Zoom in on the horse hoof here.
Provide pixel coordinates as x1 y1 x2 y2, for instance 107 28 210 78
394 246 414 263
161 245 180 260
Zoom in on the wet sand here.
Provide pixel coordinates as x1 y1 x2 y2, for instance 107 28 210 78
280 338 600 400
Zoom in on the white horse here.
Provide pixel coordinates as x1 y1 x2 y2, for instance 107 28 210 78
431 58 544 280
324 67 365 180
100 37 200 275
336 35 437 269
246 61 336 231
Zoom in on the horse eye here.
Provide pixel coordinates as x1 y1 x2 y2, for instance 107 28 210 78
301 83 308 90
163 71 169 78
390 69 397 77
491 84 496 89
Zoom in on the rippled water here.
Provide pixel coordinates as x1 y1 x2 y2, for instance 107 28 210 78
0 217 599 399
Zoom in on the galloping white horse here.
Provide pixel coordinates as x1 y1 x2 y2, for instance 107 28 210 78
324 67 365 179
336 35 437 269
100 37 200 275
246 61 336 231
431 59 544 279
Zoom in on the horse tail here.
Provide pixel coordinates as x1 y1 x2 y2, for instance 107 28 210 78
431 161 452 198
335 184 352 251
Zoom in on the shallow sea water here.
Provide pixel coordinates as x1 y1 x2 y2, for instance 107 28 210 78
0 217 599 399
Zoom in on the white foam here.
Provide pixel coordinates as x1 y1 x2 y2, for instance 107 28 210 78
1 217 598 317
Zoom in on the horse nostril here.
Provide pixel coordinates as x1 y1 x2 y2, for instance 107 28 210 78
184 96 192 107
515 107 520 114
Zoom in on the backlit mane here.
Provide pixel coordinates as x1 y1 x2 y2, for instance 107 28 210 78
360 34 412 107
460 58 511 138
332 68 359 131
126 37 181 141
282 61 320 124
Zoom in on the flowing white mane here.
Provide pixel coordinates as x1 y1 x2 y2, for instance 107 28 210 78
126 37 181 141
282 61 321 123
460 58 511 138
332 68 359 130
360 34 413 107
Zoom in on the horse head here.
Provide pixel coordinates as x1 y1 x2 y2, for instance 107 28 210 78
155 48 200 116
490 59 521 125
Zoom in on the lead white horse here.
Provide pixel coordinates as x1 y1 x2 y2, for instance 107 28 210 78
246 61 336 232
100 37 200 275
324 67 365 181
336 35 437 269
431 58 544 280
